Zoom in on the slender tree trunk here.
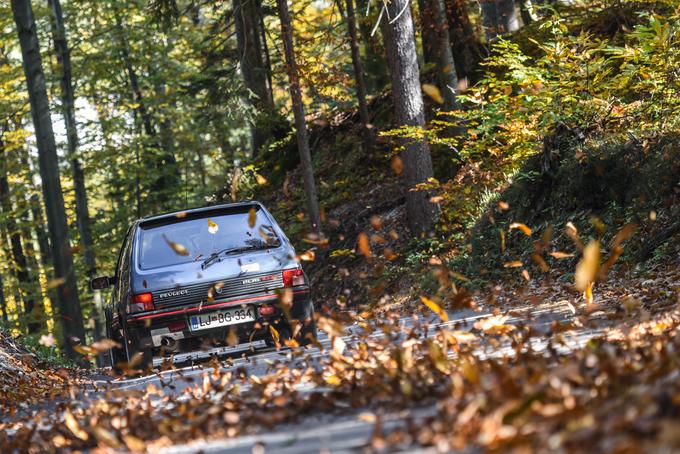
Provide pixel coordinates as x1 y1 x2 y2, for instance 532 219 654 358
343 0 373 152
444 0 485 82
0 275 7 322
418 0 437 64
481 0 519 41
498 0 520 33
0 135 42 333
29 194 51 266
234 0 274 155
380 0 439 235
430 0 460 112
276 0 322 236
12 0 85 360
47 0 96 278
355 0 389 93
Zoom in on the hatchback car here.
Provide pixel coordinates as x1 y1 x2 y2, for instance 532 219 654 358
91 201 316 370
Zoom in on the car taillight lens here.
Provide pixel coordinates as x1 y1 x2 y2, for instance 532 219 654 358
129 292 154 313
282 268 304 287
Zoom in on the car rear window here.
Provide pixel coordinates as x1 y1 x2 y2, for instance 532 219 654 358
137 206 280 270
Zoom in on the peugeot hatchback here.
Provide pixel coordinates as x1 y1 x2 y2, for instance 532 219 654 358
91 201 316 370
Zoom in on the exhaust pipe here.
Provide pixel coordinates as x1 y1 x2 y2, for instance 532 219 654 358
160 336 178 350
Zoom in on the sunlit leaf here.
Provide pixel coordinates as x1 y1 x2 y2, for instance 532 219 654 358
420 296 448 322
358 232 372 259
64 410 89 441
509 222 532 236
575 241 600 292
422 83 444 104
550 251 574 259
207 218 219 234
504 260 523 268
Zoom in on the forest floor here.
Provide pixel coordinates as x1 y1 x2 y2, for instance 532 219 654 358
1 253 678 452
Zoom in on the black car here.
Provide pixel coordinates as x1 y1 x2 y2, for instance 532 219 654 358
91 201 316 370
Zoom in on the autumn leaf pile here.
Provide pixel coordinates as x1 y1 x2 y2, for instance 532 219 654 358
1 259 678 452
0 332 73 414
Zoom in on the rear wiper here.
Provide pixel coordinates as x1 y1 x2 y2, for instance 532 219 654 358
201 245 277 269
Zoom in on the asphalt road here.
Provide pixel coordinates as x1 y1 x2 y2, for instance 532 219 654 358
91 301 600 453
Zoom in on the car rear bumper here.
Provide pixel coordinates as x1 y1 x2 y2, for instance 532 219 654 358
124 288 311 351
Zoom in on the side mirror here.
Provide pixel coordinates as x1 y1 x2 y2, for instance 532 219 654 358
90 276 113 290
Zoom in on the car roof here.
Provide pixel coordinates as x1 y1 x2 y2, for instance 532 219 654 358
139 201 264 223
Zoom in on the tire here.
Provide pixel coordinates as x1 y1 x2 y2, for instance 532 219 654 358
105 309 127 371
297 300 317 346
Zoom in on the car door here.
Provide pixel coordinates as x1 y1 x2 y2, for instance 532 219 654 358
110 225 135 326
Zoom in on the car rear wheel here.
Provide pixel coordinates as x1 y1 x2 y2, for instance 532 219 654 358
296 300 317 346
105 308 127 371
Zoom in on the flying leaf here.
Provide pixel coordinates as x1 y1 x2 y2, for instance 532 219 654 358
207 218 219 234
422 83 444 104
575 241 600 292
39 334 56 347
550 251 574 259
474 314 515 335
296 250 316 262
509 222 532 236
504 261 523 268
358 232 372 260
163 234 189 256
248 207 257 228
391 156 404 175
420 296 448 322
370 215 383 230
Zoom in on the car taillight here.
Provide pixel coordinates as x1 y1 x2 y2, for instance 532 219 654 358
129 292 154 313
282 268 304 287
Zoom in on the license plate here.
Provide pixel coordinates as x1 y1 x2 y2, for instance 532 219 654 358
189 306 255 332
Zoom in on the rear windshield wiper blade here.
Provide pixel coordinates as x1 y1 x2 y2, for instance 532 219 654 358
200 245 277 269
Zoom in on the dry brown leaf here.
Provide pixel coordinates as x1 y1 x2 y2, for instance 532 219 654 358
550 251 574 259
391 156 404 175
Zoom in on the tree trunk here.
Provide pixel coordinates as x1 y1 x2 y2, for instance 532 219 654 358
234 0 274 155
481 0 519 41
355 0 389 93
380 0 439 234
0 275 7 322
429 0 460 112
444 0 484 83
418 0 437 64
276 0 322 236
0 135 42 333
12 0 85 360
47 0 96 279
498 0 520 33
343 0 373 152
